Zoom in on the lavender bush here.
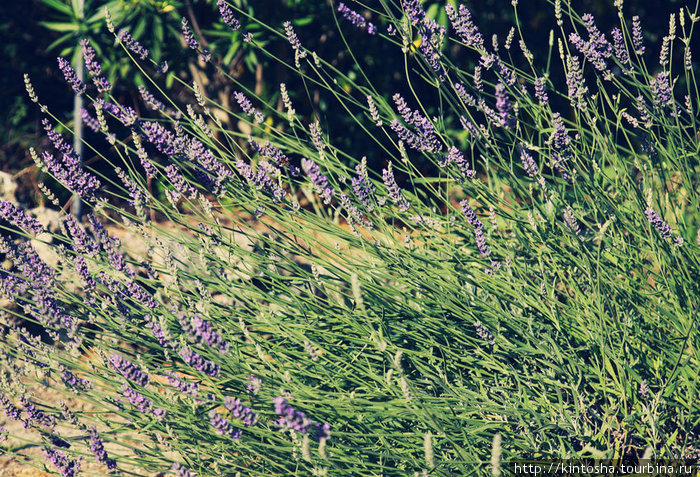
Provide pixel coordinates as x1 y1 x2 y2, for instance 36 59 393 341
1 0 699 475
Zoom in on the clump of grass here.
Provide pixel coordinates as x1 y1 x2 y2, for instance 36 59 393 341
1 0 699 475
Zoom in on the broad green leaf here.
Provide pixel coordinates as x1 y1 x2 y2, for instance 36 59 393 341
39 21 79 32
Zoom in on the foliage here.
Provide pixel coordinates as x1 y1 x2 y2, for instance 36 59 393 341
1 0 700 476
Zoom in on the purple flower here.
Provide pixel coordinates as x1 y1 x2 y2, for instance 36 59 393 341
56 57 85 94
402 0 425 26
337 2 376 34
89 426 117 470
0 200 45 234
109 354 150 387
179 314 229 353
209 409 241 439
340 193 373 230
274 397 331 441
534 77 548 105
494 82 513 128
236 159 285 201
283 21 307 67
249 138 290 168
179 346 220 377
520 147 539 178
59 364 91 392
474 321 495 344
81 108 101 133
40 120 102 201
224 397 258 425
217 0 240 30
172 463 197 477
650 72 673 109
563 206 583 240
460 201 492 258
382 163 409 212
632 16 645 55
43 448 82 477
645 206 673 239
351 157 376 210
390 94 442 153
445 3 484 51
81 39 111 93
565 55 588 110
120 384 158 415
444 146 476 180
117 29 149 60
0 392 21 421
611 28 629 67
182 18 199 50
301 158 334 204
233 91 264 124
247 375 261 395
163 371 199 397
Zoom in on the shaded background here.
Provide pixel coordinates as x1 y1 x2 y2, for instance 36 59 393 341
0 0 688 207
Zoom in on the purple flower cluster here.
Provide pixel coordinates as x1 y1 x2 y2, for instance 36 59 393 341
117 28 149 60
233 91 265 124
120 384 165 417
445 3 484 51
444 147 476 180
109 354 150 387
224 397 258 425
0 200 45 235
172 463 197 477
520 148 539 178
247 375 262 395
179 346 220 377
460 200 492 258
163 371 199 397
249 138 290 168
351 157 376 210
301 158 334 204
59 364 91 392
283 21 307 67
340 193 373 231
534 77 548 105
274 397 331 441
494 82 513 128
391 94 442 153
209 410 241 439
563 206 583 240
41 119 101 200
56 57 85 94
645 207 672 239
650 72 673 109
611 28 629 68
337 2 376 34
179 314 230 353
0 392 21 421
81 39 111 93
236 159 285 201
632 16 645 55
43 448 82 477
382 163 409 212
218 0 241 30
569 14 612 79
182 18 199 50
89 426 117 470
565 55 588 110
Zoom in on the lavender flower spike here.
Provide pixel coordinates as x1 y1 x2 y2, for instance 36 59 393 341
0 200 46 235
117 28 149 60
182 18 199 50
89 426 117 470
109 354 150 387
645 206 672 239
81 39 112 93
337 2 377 34
217 0 241 30
224 396 258 425
301 158 334 204
43 448 82 477
57 57 85 95
382 162 409 212
274 397 331 441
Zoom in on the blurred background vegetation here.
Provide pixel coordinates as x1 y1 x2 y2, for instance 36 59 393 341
0 0 686 207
